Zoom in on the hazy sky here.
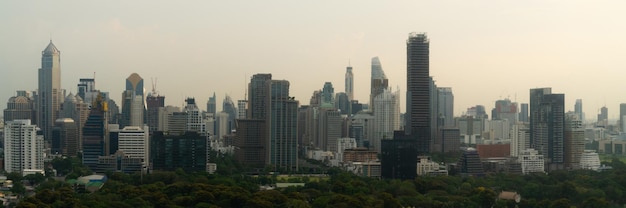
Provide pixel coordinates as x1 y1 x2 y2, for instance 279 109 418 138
2 1 626 121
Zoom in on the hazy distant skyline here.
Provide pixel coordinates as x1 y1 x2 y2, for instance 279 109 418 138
2 1 626 122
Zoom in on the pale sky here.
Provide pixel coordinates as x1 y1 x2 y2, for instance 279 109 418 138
2 1 626 122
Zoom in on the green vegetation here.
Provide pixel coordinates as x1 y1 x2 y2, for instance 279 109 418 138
14 156 626 207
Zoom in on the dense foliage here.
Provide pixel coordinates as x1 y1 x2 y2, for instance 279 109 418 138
14 157 626 208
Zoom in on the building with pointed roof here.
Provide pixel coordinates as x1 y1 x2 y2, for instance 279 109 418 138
37 40 63 142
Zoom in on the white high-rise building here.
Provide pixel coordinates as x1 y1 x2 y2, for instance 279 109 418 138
115 125 150 163
510 123 530 157
4 120 44 174
372 88 400 152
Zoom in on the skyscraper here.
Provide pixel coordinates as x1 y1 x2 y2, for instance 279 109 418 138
437 87 454 127
575 99 584 123
206 92 217 115
345 65 354 101
597 106 608 127
51 118 79 156
37 40 63 141
4 120 44 174
405 32 431 154
121 73 144 128
370 57 389 110
146 90 165 133
320 82 335 108
519 103 529 123
222 94 237 132
266 80 299 171
82 94 108 171
564 112 584 169
372 89 400 153
531 89 564 170
248 74 272 119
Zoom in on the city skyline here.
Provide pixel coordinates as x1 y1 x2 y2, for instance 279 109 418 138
2 1 626 121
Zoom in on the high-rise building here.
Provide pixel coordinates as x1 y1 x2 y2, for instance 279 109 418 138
82 95 108 171
266 80 299 171
222 95 237 132
510 123 530 157
575 99 584 123
206 92 217 115
345 65 354 101
565 112 584 169
530 88 564 170
437 87 454 127
318 109 342 152
248 74 272 119
185 98 206 134
146 88 165 133
405 32 431 154
234 119 266 167
110 125 150 166
381 138 419 180
51 118 79 156
372 89 400 153
335 92 351 115
519 103 529 123
370 57 388 110
4 91 36 122
37 40 63 142
121 73 144 128
597 106 608 127
492 99 518 123
4 120 45 175
320 82 335 108
151 131 208 172
237 100 247 119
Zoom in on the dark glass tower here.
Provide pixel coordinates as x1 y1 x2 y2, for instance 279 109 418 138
405 33 430 154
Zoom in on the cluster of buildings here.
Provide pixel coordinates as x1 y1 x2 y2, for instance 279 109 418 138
1 34 619 179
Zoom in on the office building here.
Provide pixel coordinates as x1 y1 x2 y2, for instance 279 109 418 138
111 125 150 165
597 106 608 127
120 73 144 128
237 100 247 119
248 74 272 119
345 65 354 101
146 88 165 133
234 119 266 167
206 92 217 115
335 92 351 115
530 88 564 170
381 139 418 179
405 33 431 154
349 111 375 148
564 112 584 169
519 103 529 123
82 95 108 171
457 148 484 176
575 99 584 123
4 91 36 122
492 99 518 123
266 80 299 171
51 118 79 156
151 131 208 172
437 87 454 127
320 82 335 108
4 120 44 175
37 41 63 141
510 123 530 157
222 95 237 132
370 57 388 111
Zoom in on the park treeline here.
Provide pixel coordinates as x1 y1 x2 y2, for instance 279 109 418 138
14 156 626 208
